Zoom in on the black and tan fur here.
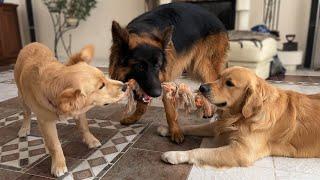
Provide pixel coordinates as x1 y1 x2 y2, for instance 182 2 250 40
109 2 229 143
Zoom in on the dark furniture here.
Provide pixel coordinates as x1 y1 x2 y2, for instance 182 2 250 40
187 0 236 30
0 3 22 65
305 0 319 68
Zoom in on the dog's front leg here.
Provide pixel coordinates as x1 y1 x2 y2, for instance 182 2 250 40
158 121 217 137
162 144 258 168
37 115 67 177
76 113 101 148
121 101 148 125
162 95 184 143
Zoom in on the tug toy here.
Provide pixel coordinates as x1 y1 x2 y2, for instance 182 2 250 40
194 93 215 118
124 80 215 118
161 82 195 114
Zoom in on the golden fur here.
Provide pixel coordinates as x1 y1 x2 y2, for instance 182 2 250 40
159 66 320 168
14 43 126 177
109 21 229 143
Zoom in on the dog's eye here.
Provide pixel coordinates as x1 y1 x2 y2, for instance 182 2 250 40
226 80 234 87
135 63 144 71
99 83 105 89
154 63 161 69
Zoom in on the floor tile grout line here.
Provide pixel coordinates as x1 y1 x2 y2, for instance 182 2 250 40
272 157 277 180
185 164 194 180
185 129 207 180
96 123 151 179
131 122 153 144
98 142 138 178
0 110 149 179
23 172 56 179
82 123 148 179
0 166 22 173
131 147 164 153
22 154 49 173
271 157 320 178
0 111 21 130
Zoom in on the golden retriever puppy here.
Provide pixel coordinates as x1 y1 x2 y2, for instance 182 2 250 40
159 66 320 168
14 42 127 177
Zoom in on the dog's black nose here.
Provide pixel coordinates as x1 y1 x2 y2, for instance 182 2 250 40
121 84 128 92
199 84 211 93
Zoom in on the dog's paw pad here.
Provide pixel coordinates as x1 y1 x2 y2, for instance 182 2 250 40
157 126 170 137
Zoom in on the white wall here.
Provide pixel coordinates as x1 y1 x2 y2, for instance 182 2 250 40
249 0 312 55
32 0 145 66
9 0 312 65
8 0 145 67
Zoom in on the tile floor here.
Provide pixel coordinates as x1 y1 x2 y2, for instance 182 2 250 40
0 65 320 179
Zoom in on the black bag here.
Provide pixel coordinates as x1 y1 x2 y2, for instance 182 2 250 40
283 34 298 51
270 55 286 77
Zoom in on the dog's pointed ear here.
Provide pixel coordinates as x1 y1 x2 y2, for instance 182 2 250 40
112 20 129 45
58 88 86 113
161 26 174 49
242 83 263 118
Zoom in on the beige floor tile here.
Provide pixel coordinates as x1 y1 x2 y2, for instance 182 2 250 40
188 165 275 180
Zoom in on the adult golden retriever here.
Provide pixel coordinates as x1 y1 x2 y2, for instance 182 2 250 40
14 43 127 177
159 66 320 168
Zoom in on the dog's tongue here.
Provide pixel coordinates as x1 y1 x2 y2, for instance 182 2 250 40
142 92 152 103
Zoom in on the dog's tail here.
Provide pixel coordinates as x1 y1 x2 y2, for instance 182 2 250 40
65 45 94 66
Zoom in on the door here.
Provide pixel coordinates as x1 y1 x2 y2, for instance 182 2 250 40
0 4 22 60
312 2 320 69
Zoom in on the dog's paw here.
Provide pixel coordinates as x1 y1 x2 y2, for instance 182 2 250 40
161 151 189 165
170 128 184 144
51 159 68 177
157 126 170 137
120 117 138 125
18 126 30 137
83 133 101 149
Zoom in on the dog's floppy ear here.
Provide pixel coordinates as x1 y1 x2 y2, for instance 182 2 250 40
58 88 86 114
161 26 174 49
112 20 129 46
80 45 94 64
242 83 263 118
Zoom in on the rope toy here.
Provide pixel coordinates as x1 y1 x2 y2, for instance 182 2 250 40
194 93 215 118
162 82 195 114
123 79 140 116
124 80 215 118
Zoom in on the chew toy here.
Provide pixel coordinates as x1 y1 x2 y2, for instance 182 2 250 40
123 79 138 116
162 82 195 114
124 80 214 118
194 93 215 118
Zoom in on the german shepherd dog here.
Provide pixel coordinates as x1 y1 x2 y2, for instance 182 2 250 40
109 2 229 143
